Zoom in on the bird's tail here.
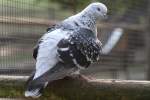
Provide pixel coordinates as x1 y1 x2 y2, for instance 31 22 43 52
25 62 74 98
25 74 48 98
25 82 48 98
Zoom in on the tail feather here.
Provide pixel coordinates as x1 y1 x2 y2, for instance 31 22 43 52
25 88 41 98
25 82 48 98
25 72 48 98
25 62 74 98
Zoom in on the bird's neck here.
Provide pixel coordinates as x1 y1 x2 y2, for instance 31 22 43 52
77 11 98 35
63 11 98 36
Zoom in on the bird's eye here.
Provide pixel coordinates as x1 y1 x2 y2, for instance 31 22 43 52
97 8 101 11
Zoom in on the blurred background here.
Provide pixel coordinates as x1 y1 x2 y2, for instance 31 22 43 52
0 0 149 80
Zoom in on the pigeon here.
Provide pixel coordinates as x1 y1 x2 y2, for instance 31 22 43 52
25 2 107 98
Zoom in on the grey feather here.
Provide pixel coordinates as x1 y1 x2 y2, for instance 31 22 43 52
25 62 76 97
27 62 76 87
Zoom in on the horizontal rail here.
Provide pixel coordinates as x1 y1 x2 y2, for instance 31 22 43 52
0 16 146 31
0 75 150 99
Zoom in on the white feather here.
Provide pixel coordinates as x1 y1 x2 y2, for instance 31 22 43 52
33 29 69 79
25 89 41 98
58 47 69 51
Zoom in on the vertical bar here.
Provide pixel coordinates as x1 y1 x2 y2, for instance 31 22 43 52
146 0 150 80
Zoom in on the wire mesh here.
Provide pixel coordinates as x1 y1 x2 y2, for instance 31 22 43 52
0 0 149 80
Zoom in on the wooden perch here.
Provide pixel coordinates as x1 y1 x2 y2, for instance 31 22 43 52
40 75 150 100
0 75 150 100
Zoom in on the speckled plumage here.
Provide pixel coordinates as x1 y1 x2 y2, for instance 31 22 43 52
57 28 102 69
25 2 107 98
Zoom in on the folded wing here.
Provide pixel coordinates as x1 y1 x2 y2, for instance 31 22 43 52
57 28 102 69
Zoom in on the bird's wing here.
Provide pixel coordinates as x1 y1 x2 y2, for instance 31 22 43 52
33 29 69 80
57 28 102 69
25 29 74 97
33 21 75 60
33 24 59 60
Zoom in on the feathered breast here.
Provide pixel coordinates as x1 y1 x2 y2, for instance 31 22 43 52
57 28 102 69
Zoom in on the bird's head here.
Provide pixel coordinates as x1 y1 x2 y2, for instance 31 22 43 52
82 2 108 20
